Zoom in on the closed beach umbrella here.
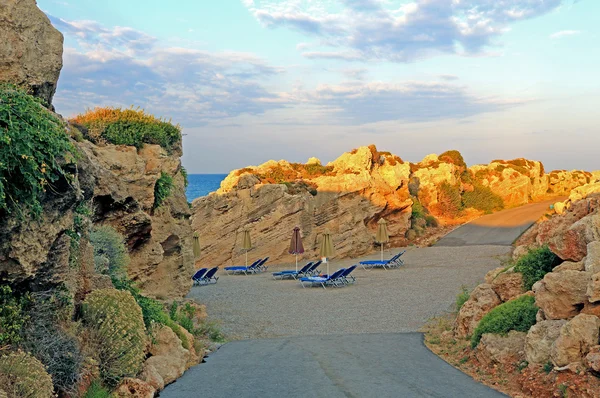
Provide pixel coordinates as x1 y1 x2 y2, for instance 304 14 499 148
242 229 252 266
193 232 201 260
376 218 390 261
289 226 305 272
319 230 336 275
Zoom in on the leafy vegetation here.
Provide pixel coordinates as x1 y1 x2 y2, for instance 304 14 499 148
462 184 505 213
456 286 471 311
0 350 55 398
83 381 112 398
0 84 76 217
0 285 27 346
90 225 129 284
180 166 189 187
154 172 174 208
83 289 146 387
438 182 463 217
514 246 561 290
439 150 467 171
70 106 181 151
471 295 538 348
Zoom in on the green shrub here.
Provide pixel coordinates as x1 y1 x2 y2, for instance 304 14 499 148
0 85 76 217
462 184 505 213
0 286 27 346
439 150 467 170
471 295 538 348
543 361 554 374
83 289 146 387
411 199 426 219
425 215 439 227
90 225 129 284
83 381 111 398
438 182 463 216
153 172 173 208
180 166 189 188
0 350 55 398
456 286 471 311
71 107 181 152
514 246 561 290
21 290 83 395
196 320 226 343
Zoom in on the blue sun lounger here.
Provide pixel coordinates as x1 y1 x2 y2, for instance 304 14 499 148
272 262 313 280
197 267 219 284
359 251 405 270
299 268 347 289
340 265 357 284
192 268 208 286
224 259 262 275
307 260 322 276
256 257 270 272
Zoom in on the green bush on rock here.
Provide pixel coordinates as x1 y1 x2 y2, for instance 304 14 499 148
0 85 76 217
462 184 504 213
0 350 55 398
83 289 146 387
514 246 561 290
471 295 538 348
153 172 173 208
90 225 129 284
0 286 27 346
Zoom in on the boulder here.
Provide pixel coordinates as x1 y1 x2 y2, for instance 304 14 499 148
525 320 567 364
512 245 531 261
587 273 600 303
553 260 585 272
491 271 524 302
551 314 600 367
145 325 191 386
485 266 506 284
476 331 527 367
455 284 501 338
585 241 600 274
548 213 600 262
0 0 63 105
585 345 600 373
533 270 591 320
140 362 165 392
113 378 156 398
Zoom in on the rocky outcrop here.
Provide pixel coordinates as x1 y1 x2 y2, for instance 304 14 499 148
0 0 63 106
526 320 567 364
491 271 524 302
551 314 600 367
476 331 526 367
533 270 591 320
455 284 502 338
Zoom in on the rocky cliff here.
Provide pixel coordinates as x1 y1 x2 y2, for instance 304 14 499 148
192 146 593 266
0 0 63 106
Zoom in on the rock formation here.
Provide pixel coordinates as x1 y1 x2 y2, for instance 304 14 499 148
194 146 593 266
0 0 63 106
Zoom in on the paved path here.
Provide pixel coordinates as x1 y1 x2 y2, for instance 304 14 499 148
162 200 558 397
436 198 558 246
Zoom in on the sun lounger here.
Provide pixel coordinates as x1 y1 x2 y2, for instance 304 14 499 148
197 267 219 284
272 262 313 280
340 265 357 284
192 268 208 286
224 259 262 275
359 251 405 270
257 257 269 272
307 260 322 276
299 268 346 289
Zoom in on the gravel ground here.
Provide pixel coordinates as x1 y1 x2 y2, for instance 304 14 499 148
188 245 510 339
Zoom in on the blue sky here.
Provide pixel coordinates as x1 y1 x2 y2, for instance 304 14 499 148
39 0 598 173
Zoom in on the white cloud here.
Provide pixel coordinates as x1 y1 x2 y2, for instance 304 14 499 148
549 30 581 39
243 0 572 62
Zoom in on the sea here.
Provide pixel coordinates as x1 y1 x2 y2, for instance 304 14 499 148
186 174 228 202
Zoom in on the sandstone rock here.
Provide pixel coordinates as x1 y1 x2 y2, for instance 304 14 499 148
512 245 531 261
536 309 546 323
526 320 567 364
547 213 600 262
585 345 600 373
485 266 506 284
146 325 191 386
491 271 524 302
0 0 64 105
534 270 591 320
476 331 526 367
553 260 585 272
585 241 600 274
306 157 321 165
554 201 567 215
455 284 502 338
140 363 165 391
113 378 156 398
551 314 600 366
568 182 600 203
587 273 600 303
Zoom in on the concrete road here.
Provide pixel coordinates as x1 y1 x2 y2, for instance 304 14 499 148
161 334 506 398
436 199 560 247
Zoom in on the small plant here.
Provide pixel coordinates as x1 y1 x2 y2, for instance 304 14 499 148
543 361 554 374
70 106 181 152
558 383 568 397
438 182 463 217
517 360 529 372
456 286 471 311
153 172 173 208
90 225 129 284
462 184 504 213
459 356 469 365
83 380 111 398
514 246 561 290
180 166 189 187
0 350 55 398
0 285 27 346
196 320 226 343
83 289 146 387
0 85 76 217
471 295 538 348
425 215 439 227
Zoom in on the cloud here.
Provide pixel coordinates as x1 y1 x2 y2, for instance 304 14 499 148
306 81 525 124
243 0 571 62
549 30 581 39
48 15 287 126
439 74 459 81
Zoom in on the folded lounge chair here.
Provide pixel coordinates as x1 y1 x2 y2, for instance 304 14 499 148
307 260 322 276
272 262 313 280
192 268 208 286
359 251 405 270
257 257 270 272
340 265 357 284
197 267 219 284
299 268 347 289
225 259 262 275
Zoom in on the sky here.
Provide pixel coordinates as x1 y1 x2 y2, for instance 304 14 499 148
39 0 599 173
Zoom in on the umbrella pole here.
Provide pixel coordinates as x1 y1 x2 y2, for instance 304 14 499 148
296 254 298 272
381 243 384 261
245 250 248 267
